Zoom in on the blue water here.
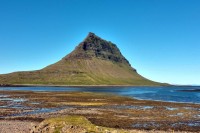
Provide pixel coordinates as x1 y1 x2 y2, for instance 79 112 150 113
0 86 200 104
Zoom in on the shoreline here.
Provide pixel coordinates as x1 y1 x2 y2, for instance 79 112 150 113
0 84 171 87
0 120 193 133
0 90 199 132
1 85 199 105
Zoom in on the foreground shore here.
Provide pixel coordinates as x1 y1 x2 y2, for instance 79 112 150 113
0 83 170 87
0 120 196 133
0 90 199 132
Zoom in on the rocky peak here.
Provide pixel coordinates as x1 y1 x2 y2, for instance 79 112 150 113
65 32 131 66
86 32 96 38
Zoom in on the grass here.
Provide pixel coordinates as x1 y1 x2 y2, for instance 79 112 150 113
0 58 164 86
36 115 131 133
58 102 106 106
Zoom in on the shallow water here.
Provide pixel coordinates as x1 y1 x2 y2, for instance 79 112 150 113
132 121 200 129
0 87 199 131
0 86 200 104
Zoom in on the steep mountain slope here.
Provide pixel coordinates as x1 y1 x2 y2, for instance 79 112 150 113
0 33 163 86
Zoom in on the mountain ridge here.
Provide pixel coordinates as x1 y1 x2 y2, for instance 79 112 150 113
0 32 166 86
65 32 132 66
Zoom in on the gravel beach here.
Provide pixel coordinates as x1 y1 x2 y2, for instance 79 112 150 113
0 120 38 133
0 120 196 133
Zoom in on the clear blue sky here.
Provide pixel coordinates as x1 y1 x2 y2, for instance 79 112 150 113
0 0 200 85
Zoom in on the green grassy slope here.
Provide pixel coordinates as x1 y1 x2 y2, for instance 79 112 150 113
0 58 161 85
0 33 165 86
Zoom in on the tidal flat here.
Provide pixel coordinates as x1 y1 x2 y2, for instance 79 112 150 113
0 90 199 133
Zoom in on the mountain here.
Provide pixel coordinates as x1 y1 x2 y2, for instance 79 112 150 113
0 32 164 86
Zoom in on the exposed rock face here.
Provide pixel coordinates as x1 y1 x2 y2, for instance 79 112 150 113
65 32 131 66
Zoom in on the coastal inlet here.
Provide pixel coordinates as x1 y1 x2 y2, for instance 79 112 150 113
0 86 200 132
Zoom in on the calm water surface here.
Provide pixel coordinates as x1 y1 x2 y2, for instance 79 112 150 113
0 86 200 104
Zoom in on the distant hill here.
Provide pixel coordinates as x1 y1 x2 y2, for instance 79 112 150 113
0 32 166 86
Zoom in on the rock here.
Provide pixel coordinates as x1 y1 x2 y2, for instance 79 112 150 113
67 32 131 66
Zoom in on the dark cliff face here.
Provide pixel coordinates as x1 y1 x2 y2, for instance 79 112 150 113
65 32 131 66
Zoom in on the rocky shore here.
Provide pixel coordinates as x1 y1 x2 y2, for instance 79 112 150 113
0 120 38 133
0 120 196 133
0 91 199 132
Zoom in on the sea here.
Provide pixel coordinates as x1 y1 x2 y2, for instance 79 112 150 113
0 86 200 104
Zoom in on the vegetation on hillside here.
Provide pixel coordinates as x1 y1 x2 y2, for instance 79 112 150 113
0 33 164 86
